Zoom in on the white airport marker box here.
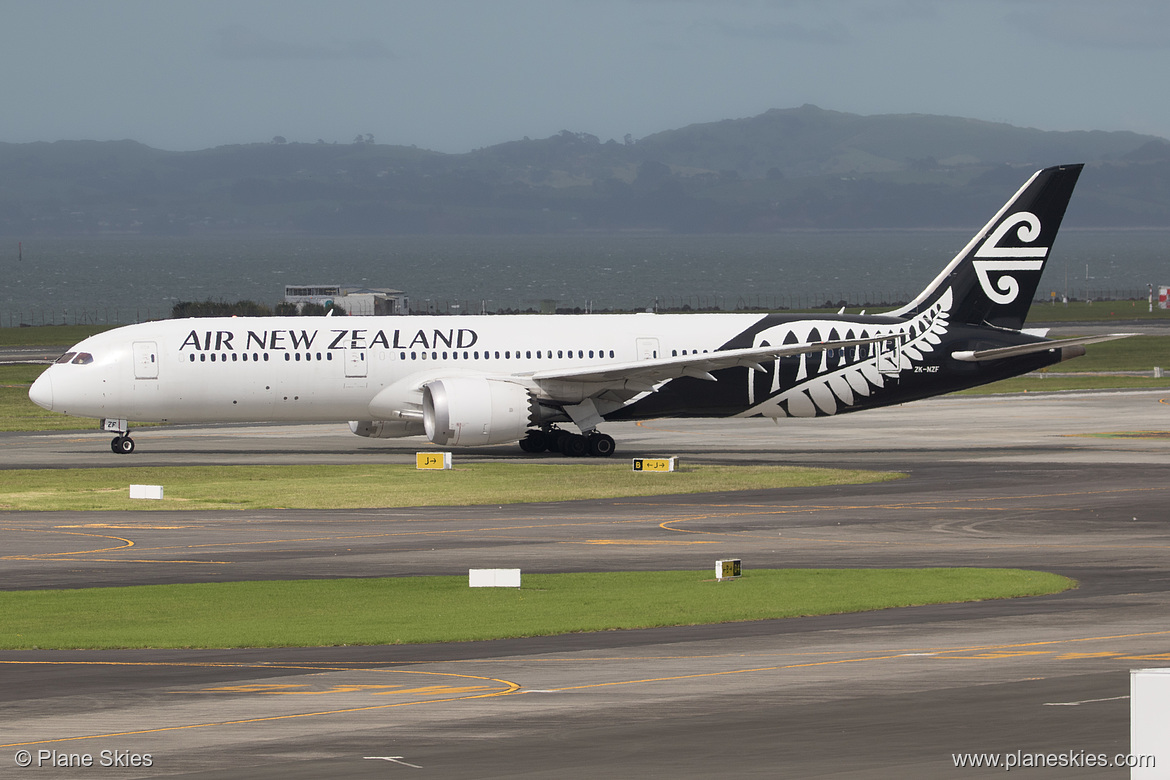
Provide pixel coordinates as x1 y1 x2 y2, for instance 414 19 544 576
716 559 742 581
129 484 164 500
1131 668 1170 777
416 452 452 470
632 457 678 472
469 569 521 588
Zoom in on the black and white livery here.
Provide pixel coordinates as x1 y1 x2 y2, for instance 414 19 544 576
30 164 1127 456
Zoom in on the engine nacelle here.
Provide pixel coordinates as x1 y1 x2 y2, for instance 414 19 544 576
422 378 534 446
348 419 426 439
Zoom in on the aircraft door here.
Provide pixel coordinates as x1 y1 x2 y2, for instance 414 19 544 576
344 349 368 378
876 334 904 376
636 338 660 360
132 341 159 379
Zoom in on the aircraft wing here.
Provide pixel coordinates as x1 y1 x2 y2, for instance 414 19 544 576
950 333 1136 362
526 336 886 392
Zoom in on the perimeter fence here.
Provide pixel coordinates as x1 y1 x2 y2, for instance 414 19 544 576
0 288 1156 327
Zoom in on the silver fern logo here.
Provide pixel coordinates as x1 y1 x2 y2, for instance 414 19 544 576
973 212 1048 304
742 288 952 418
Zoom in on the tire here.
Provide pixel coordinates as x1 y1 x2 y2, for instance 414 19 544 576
116 436 135 454
560 434 588 458
519 431 547 453
587 433 616 458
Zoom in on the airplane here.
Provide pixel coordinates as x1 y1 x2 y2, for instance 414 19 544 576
29 163 1131 457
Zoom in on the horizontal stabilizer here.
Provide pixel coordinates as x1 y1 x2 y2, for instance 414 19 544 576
950 333 1135 363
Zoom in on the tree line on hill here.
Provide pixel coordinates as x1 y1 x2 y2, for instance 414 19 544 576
171 300 345 318
5 104 1170 236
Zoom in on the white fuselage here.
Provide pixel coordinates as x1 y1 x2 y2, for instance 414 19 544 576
31 313 767 423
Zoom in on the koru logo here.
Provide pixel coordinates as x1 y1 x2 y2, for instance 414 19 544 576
973 211 1048 304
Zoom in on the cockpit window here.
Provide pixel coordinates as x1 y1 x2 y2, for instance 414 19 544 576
55 352 77 364
71 352 94 365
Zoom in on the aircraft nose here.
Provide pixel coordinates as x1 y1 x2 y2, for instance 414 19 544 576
28 371 53 410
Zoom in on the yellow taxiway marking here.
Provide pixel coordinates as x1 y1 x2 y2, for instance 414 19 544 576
0 527 134 559
527 628 1170 695
580 539 717 546
53 524 200 530
3 628 1169 749
0 663 520 749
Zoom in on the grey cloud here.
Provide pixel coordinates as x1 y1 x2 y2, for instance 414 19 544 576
1006 2 1170 49
213 25 395 61
701 18 851 44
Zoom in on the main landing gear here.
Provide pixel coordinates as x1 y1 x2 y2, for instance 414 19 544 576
519 427 616 458
110 434 136 454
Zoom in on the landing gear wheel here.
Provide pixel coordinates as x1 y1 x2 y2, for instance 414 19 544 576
586 433 616 458
111 435 135 454
559 433 588 458
519 430 548 453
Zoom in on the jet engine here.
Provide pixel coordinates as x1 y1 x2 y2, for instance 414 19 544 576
422 377 535 446
348 419 426 439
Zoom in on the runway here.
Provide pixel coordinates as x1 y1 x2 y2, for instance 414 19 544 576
1 389 1168 778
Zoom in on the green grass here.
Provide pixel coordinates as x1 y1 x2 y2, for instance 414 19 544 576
1040 335 1170 373
0 569 1074 649
0 364 86 431
0 364 159 432
0 324 111 346
0 463 900 511
1023 301 1170 323
814 301 1170 323
959 375 1170 395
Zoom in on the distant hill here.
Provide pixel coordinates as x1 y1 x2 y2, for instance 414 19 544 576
3 105 1170 235
633 105 1160 177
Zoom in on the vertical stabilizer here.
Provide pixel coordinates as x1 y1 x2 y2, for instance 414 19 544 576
891 164 1083 330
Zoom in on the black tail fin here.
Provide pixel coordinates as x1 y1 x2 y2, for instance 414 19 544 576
892 164 1083 330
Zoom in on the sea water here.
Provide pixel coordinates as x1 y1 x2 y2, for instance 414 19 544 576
3 231 1166 326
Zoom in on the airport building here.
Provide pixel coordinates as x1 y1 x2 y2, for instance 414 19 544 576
283 285 408 316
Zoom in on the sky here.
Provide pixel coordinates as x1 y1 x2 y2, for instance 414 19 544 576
5 0 1170 153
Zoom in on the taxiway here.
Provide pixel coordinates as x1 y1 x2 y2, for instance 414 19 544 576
1 389 1168 778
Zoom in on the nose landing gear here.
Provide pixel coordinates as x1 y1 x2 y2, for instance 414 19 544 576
102 418 135 454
